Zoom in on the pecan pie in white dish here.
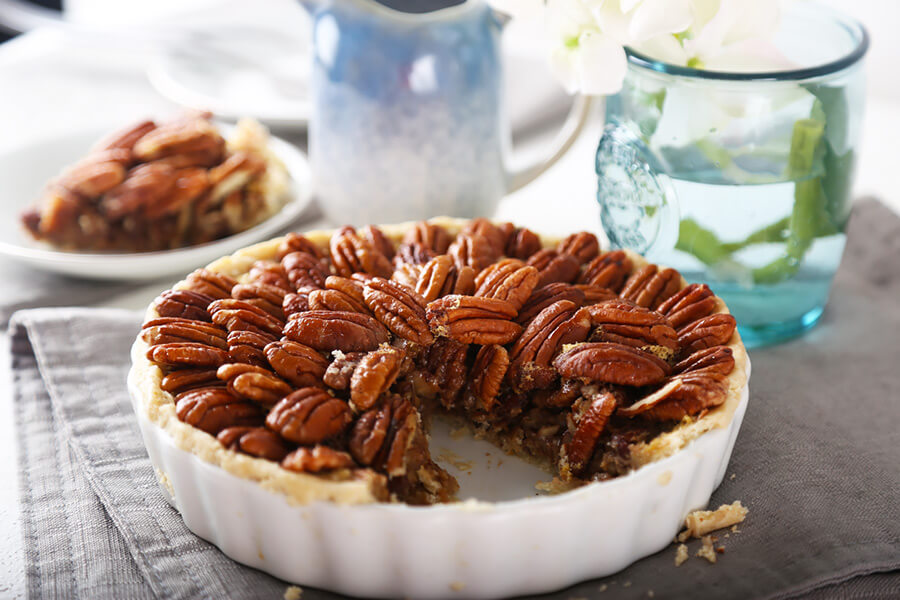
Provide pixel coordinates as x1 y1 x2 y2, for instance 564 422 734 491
128 217 750 598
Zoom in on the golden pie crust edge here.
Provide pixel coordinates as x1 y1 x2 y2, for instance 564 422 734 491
129 216 750 506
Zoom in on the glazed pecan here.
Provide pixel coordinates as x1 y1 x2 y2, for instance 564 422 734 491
677 314 737 356
141 317 227 349
391 263 421 289
507 300 591 391
588 299 678 355
330 226 393 278
175 388 262 435
232 282 287 321
282 446 356 473
575 284 620 305
527 249 581 287
377 396 419 477
217 426 292 461
532 378 583 409
620 265 681 310
447 233 496 273
282 251 328 291
415 255 476 302
350 346 405 411
209 298 285 337
348 403 393 466
619 346 735 421
266 388 353 445
59 155 127 197
248 261 293 292
516 283 585 325
474 259 539 311
323 351 366 390
421 338 469 407
283 291 312 319
154 289 214 321
657 283 718 330
503 225 543 260
363 278 433 345
578 250 632 291
462 218 507 257
217 363 292 406
309 288 369 314
561 389 618 477
393 242 436 267
146 342 228 369
284 310 390 352
92 119 156 152
207 152 266 202
277 232 324 261
556 232 600 263
426 295 521 345
100 162 177 218
226 329 276 367
133 117 224 162
361 225 396 260
402 221 451 254
143 167 210 219
553 342 669 387
469 345 509 412
264 339 329 387
185 268 237 300
160 368 221 395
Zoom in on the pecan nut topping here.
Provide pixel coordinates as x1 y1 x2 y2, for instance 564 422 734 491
348 403 393 466
578 250 632 291
527 249 581 287
133 116 224 162
284 310 391 352
209 298 285 337
146 342 229 369
282 446 356 473
217 426 292 462
321 351 364 390
503 225 542 260
266 388 353 445
620 265 681 310
99 162 176 218
350 346 405 411
677 314 737 356
508 300 591 391
516 282 586 325
217 363 292 406
394 242 437 268
657 283 719 329
421 338 469 407
232 283 288 321
426 295 521 345
309 288 369 314
248 261 293 292
469 345 509 412
92 119 156 152
330 226 393 279
402 221 451 254
363 278 433 345
377 396 420 477
474 258 539 312
264 339 329 388
447 232 496 273
561 389 618 477
185 268 237 300
553 342 670 387
361 225 396 260
415 255 476 302
588 300 678 355
175 388 262 435
141 317 227 349
154 289 214 321
283 291 312 319
226 330 276 367
556 232 600 264
282 251 328 291
59 156 127 198
160 368 221 395
277 232 325 261
461 218 507 257
575 284 620 305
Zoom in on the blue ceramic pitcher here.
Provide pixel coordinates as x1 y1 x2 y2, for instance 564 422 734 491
299 0 590 225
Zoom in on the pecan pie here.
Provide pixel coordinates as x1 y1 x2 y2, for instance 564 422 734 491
132 218 748 505
21 113 289 252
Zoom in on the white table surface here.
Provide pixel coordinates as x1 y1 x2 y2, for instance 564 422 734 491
0 21 898 599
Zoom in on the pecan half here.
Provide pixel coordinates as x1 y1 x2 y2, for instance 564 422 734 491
363 278 433 344
348 403 393 466
184 268 237 300
248 261 293 292
675 345 735 375
578 250 632 291
503 225 543 260
283 291 312 319
350 346 404 411
516 283 585 325
677 314 737 356
309 288 369 314
141 318 227 349
217 363 292 406
160 368 221 395
282 446 356 473
226 330 276 367
447 233 496 273
620 265 681 310
154 289 214 321
217 426 292 461
146 342 228 369
143 167 210 218
474 258 539 311
553 342 669 386
330 226 393 278
657 283 718 329
394 242 436 267
361 225 396 260
266 388 353 445
133 117 224 162
421 338 469 408
402 221 451 254
59 156 127 198
532 378 582 409
264 339 329 387
508 300 591 391
377 395 419 477
100 162 176 218
175 388 262 435
93 119 156 152
284 310 390 352
556 232 600 263
561 389 618 478
323 351 366 390
207 152 265 202
462 218 507 257
426 295 521 345
575 284 620 305
277 232 324 261
232 283 287 321
208 298 285 337
469 345 509 412
282 251 328 291
527 249 581 287
415 255 475 302
588 299 678 355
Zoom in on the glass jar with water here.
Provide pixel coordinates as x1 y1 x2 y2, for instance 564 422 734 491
596 3 868 347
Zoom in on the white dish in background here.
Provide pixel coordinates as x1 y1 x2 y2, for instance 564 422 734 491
0 126 312 281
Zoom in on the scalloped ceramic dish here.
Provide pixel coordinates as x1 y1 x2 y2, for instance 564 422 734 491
127 218 751 599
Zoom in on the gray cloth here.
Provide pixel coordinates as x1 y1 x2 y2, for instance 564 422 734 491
11 199 900 599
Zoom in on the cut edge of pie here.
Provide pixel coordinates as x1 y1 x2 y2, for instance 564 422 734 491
128 216 749 507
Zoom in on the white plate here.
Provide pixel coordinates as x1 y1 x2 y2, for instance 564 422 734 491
0 126 312 281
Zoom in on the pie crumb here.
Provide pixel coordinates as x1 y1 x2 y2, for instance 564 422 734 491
598 584 608 592
450 581 465 592
679 501 748 540
283 585 303 600
696 536 717 564
729 473 736 480
674 543 689 566
623 581 632 588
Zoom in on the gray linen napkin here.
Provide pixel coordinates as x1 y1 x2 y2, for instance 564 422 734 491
11 199 900 599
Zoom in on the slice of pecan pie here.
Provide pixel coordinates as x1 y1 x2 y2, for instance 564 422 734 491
131 218 749 505
21 113 289 253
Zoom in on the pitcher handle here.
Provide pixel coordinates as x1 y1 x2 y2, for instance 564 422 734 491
506 94 593 192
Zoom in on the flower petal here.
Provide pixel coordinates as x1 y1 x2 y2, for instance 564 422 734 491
572 31 628 95
629 0 692 42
